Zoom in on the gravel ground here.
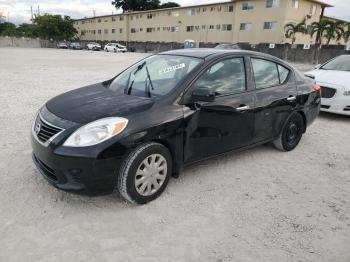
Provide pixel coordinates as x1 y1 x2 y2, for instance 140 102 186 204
0 47 349 262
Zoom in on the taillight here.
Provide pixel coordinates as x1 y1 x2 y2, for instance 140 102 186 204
312 84 321 96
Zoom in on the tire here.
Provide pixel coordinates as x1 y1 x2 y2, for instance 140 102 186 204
117 142 172 204
273 113 305 152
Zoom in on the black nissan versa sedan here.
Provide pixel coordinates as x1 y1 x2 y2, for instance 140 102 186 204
31 49 321 204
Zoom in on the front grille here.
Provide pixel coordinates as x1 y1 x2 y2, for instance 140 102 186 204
33 155 58 181
34 115 63 143
321 86 336 99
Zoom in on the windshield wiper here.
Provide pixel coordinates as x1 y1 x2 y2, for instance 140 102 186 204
144 65 154 98
125 61 146 95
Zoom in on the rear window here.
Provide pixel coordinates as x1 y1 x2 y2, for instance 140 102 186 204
252 58 290 89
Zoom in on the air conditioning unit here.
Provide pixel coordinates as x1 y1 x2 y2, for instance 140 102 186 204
303 44 311 50
269 43 275 49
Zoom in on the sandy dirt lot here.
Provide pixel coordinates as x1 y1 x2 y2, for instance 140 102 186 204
0 47 349 262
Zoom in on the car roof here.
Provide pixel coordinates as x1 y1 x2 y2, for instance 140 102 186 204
160 48 278 60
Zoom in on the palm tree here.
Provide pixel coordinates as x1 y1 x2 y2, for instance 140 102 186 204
324 21 344 45
343 23 350 43
284 21 307 44
310 20 332 45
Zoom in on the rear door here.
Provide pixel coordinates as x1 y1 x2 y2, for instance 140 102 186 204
249 57 297 142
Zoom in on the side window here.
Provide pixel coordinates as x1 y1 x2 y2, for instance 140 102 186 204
194 57 246 96
251 58 279 89
277 64 290 84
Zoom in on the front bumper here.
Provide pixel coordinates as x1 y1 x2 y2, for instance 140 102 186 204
31 134 125 196
321 96 350 116
30 108 127 196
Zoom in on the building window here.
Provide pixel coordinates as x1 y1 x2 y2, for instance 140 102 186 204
188 9 195 16
202 7 207 13
240 23 252 31
157 27 160 31
186 26 194 32
112 29 116 33
266 0 279 8
217 6 222 12
263 21 277 30
242 3 254 10
98 19 101 23
306 25 312 34
202 25 206 30
216 24 221 30
172 11 179 17
98 29 101 34
210 7 215 12
131 28 136 33
222 24 232 31
119 16 124 21
119 28 123 33
112 17 116 21
309 4 316 15
292 0 299 8
104 29 108 34
140 28 143 31
224 5 234 12
171 26 179 32
130 15 134 21
146 27 155 33
209 25 214 30
147 13 153 19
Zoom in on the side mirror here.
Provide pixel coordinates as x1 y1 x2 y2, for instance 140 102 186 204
314 64 321 69
192 87 215 102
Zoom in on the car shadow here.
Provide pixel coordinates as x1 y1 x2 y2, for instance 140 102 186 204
319 111 350 122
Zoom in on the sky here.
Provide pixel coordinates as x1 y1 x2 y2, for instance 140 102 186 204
0 0 349 25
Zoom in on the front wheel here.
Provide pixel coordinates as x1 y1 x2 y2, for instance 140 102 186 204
117 142 172 204
273 113 304 151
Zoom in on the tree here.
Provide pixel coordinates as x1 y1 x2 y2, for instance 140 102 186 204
310 20 332 45
324 20 344 45
111 0 180 12
16 23 38 38
0 22 17 36
34 14 77 41
343 23 350 43
284 21 307 44
159 2 180 9
112 0 160 12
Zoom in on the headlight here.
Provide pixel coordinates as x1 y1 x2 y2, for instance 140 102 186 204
344 90 350 96
63 117 128 147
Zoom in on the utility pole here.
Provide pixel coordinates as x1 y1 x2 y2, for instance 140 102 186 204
30 6 34 21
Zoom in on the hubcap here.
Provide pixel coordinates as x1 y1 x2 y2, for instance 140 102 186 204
286 122 298 143
135 154 167 196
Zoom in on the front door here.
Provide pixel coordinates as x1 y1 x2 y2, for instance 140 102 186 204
183 56 255 163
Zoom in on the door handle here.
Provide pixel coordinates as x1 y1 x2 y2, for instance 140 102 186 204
236 105 250 111
287 96 296 101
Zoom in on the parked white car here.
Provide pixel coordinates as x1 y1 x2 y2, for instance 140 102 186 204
87 42 102 51
104 43 127 53
306 55 350 116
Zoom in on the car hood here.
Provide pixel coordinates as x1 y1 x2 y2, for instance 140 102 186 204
46 83 154 124
306 69 350 89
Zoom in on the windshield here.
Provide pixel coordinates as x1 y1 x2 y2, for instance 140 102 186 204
109 54 202 98
321 55 350 71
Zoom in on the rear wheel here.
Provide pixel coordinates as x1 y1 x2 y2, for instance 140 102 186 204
273 113 304 151
117 142 172 204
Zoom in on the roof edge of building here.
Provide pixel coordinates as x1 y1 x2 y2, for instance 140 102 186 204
74 0 236 21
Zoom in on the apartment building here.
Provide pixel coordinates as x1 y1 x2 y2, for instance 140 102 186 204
74 0 333 45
